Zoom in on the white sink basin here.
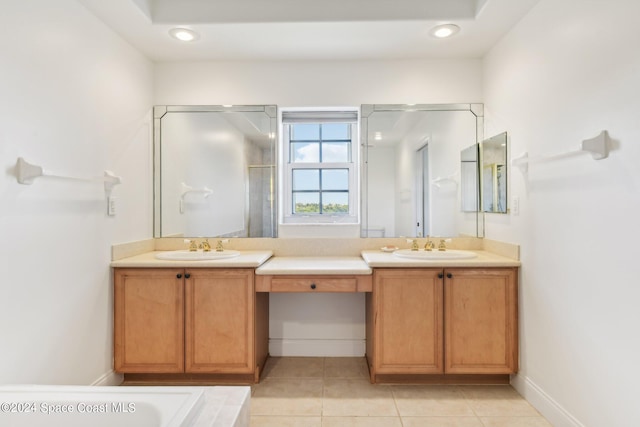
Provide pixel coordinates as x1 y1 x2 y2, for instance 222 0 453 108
393 249 477 260
155 250 241 261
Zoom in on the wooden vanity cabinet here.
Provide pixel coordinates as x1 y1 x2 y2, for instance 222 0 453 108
444 268 518 374
185 269 254 374
369 268 444 375
367 267 518 383
114 268 184 373
114 268 267 381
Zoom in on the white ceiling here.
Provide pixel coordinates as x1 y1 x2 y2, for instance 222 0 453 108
79 0 539 62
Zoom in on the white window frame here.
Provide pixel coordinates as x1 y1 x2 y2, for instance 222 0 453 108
280 107 359 225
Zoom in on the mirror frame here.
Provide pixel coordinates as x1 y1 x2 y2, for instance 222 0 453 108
153 105 278 238
360 103 485 238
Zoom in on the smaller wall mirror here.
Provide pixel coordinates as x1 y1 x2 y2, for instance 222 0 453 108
480 132 508 213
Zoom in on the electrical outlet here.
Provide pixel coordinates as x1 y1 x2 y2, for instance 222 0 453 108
108 197 117 216
512 196 520 216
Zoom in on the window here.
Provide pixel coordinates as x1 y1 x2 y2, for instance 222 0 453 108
282 110 359 224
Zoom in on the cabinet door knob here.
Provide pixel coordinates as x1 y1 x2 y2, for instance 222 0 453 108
176 273 182 279
438 273 444 279
310 283 317 290
185 273 191 279
446 273 453 279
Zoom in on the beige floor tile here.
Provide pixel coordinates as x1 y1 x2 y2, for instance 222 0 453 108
322 416 403 427
402 416 484 427
251 359 554 426
392 385 475 417
251 416 322 427
459 386 540 417
262 357 325 379
322 378 398 417
480 417 553 427
251 378 324 416
323 357 369 378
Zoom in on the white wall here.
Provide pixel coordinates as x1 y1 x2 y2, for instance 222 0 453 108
0 0 153 384
483 0 640 425
156 59 482 355
155 60 482 106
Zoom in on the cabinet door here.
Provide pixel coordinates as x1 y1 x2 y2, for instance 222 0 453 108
444 268 518 374
374 269 443 374
185 269 254 373
114 268 184 373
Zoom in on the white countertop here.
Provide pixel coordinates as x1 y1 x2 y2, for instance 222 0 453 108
111 250 273 268
255 256 372 275
111 249 519 270
361 250 520 268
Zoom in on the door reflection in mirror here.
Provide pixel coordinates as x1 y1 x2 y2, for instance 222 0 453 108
460 143 480 213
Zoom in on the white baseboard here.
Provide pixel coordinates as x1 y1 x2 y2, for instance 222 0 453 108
511 373 585 427
91 370 123 386
269 339 365 357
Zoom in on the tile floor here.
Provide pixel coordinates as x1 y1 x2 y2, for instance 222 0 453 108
250 357 553 427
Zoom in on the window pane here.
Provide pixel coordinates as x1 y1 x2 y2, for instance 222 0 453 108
321 123 350 140
293 192 320 214
321 169 349 190
291 124 320 141
322 142 350 163
322 192 349 213
291 142 320 163
292 169 319 190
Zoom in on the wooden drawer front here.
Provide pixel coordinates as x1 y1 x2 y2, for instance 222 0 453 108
271 277 357 293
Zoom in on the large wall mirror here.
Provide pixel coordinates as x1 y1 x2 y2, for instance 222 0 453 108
361 104 484 238
153 105 277 238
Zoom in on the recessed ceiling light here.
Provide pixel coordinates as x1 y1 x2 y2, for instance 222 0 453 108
169 28 200 42
430 24 460 39
374 132 382 141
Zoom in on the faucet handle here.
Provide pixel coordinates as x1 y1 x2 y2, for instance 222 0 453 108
438 239 447 251
185 239 198 252
215 239 229 252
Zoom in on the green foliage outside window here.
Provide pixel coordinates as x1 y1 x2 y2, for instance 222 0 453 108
295 203 349 214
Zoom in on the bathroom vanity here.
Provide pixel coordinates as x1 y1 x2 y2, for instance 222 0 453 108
112 251 272 384
111 247 519 385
